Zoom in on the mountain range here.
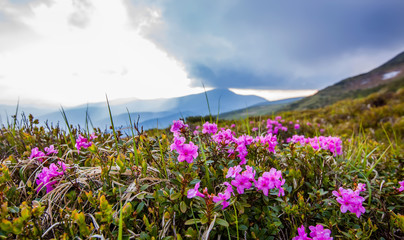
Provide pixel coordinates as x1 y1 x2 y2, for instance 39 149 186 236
0 89 270 130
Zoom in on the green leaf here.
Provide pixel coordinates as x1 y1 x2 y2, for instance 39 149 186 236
136 202 145 213
140 184 150 191
170 192 181 201
215 218 229 227
185 219 201 225
180 201 187 213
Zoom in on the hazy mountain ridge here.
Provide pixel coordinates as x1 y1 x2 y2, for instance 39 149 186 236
0 89 269 129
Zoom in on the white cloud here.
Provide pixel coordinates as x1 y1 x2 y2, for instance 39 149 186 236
229 88 317 101
0 0 205 106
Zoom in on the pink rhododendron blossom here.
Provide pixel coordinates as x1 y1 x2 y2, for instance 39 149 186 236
170 136 185 152
187 182 205 198
75 134 93 153
356 183 366 193
213 182 234 209
213 193 230 209
332 187 365 218
36 161 68 193
308 225 333 240
256 168 285 196
398 180 404 192
254 134 277 153
193 130 199 136
252 127 258 132
226 165 242 178
212 129 235 146
90 133 97 140
292 225 312 240
241 165 256 182
231 175 252 194
170 120 188 136
230 124 236 128
294 124 300 130
177 142 198 163
44 145 58 155
29 147 45 162
202 122 218 134
223 182 234 196
289 135 342 156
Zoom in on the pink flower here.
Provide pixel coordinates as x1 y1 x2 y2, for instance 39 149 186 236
252 127 258 132
29 147 46 162
398 180 404 192
44 145 58 155
75 134 93 153
213 193 230 209
254 134 277 154
170 120 188 135
226 165 242 178
292 225 312 240
170 136 185 151
187 182 205 198
223 182 234 196
231 175 252 194
212 129 235 146
202 122 218 134
177 142 198 163
355 183 366 193
256 168 285 197
332 187 365 218
36 161 68 193
241 165 256 182
294 124 300 130
308 225 332 240
230 124 236 128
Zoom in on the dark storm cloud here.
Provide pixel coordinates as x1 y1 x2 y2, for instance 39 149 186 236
134 0 404 89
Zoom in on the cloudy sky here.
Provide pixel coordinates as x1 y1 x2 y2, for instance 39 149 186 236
1 0 404 107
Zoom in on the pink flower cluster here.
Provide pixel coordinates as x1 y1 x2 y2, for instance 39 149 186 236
29 145 59 162
230 165 256 194
267 117 288 134
332 183 366 218
202 122 218 134
227 165 285 196
235 135 254 164
254 133 278 154
170 136 199 163
293 225 333 240
288 135 342 156
256 168 286 197
212 129 236 146
170 120 188 136
36 161 68 193
399 181 404 192
211 130 277 165
188 165 285 210
75 134 96 153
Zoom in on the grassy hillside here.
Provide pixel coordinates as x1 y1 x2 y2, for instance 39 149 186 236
283 51 404 111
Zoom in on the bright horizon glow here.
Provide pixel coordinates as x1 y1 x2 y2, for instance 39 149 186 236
229 89 318 101
0 0 207 107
